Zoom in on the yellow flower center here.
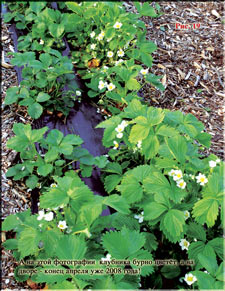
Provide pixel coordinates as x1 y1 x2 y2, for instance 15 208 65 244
59 224 64 228
187 276 193 282
177 173 182 178
184 241 188 247
179 182 184 186
200 177 205 182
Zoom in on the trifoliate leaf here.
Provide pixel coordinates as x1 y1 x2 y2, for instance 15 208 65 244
46 129 64 146
129 123 149 144
18 227 40 258
156 124 178 137
188 241 206 266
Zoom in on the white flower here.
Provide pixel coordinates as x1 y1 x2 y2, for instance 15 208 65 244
117 49 124 57
134 211 144 223
179 239 190 251
193 238 197 242
204 270 209 274
189 174 195 180
113 141 119 150
90 44 96 50
216 158 221 163
107 51 114 58
50 183 58 188
140 69 149 75
39 39 44 45
37 210 45 221
117 132 123 139
115 59 124 66
76 90 81 96
184 273 197 285
44 212 54 221
101 253 112 261
39 224 43 227
137 140 142 149
103 66 108 70
121 120 128 128
168 169 176 177
113 22 122 29
196 173 208 186
115 124 124 133
58 220 68 230
96 31 105 41
184 210 190 220
176 179 186 189
98 80 106 90
209 160 217 168
107 83 115 91
21 166 25 171
90 32 95 38
173 170 183 181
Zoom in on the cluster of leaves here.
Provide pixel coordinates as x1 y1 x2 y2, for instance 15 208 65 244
6 123 108 189
5 50 79 117
64 2 164 108
97 99 224 288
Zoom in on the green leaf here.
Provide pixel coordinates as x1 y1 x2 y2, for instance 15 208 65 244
94 156 108 168
40 188 69 209
104 162 122 175
49 23 65 38
161 265 181 279
165 135 187 164
102 227 145 259
208 238 224 260
140 52 153 67
36 92 51 102
44 147 59 163
3 239 18 250
96 116 121 147
63 134 83 145
39 53 52 68
188 241 206 266
126 78 141 91
162 209 185 237
5 87 19 105
144 233 158 252
129 123 149 144
80 201 103 227
140 42 157 53
26 175 38 189
144 202 167 220
192 198 219 227
104 174 122 193
80 164 93 178
2 214 20 231
186 222 206 242
103 195 130 215
147 107 165 126
143 170 170 196
37 164 53 176
198 245 218 275
215 262 225 282
156 125 178 137
117 172 143 204
142 134 160 159
196 132 211 148
56 236 86 260
146 74 165 91
193 271 215 290
141 3 158 17
30 2 46 14
28 102 43 119
46 129 64 146
18 227 39 258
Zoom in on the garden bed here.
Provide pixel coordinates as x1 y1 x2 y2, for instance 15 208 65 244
2 2 224 290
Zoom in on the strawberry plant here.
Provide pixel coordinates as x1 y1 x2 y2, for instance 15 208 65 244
6 123 108 190
4 50 79 117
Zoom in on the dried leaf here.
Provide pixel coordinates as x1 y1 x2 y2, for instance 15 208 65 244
2 231 6 243
176 68 185 79
27 279 38 289
211 10 221 18
88 58 100 68
157 64 166 70
193 62 201 69
161 74 167 86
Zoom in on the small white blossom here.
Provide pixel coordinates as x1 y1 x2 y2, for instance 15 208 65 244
115 124 124 133
37 210 45 221
173 170 183 181
134 211 144 223
196 173 208 186
193 238 197 242
90 32 95 38
113 22 122 29
184 210 190 220
113 141 119 150
107 83 115 91
107 51 114 58
117 49 124 57
176 179 186 189
137 140 142 149
58 220 68 230
44 212 54 221
179 239 190 251
101 253 112 261
21 166 25 171
184 273 197 285
189 174 195 180
204 270 209 274
121 120 128 128
76 90 81 96
103 66 108 70
98 80 106 90
168 169 176 177
90 44 96 50
209 160 217 168
50 183 58 188
39 39 44 45
140 69 149 75
117 132 123 139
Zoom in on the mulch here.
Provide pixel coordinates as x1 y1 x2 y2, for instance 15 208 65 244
1 2 224 289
